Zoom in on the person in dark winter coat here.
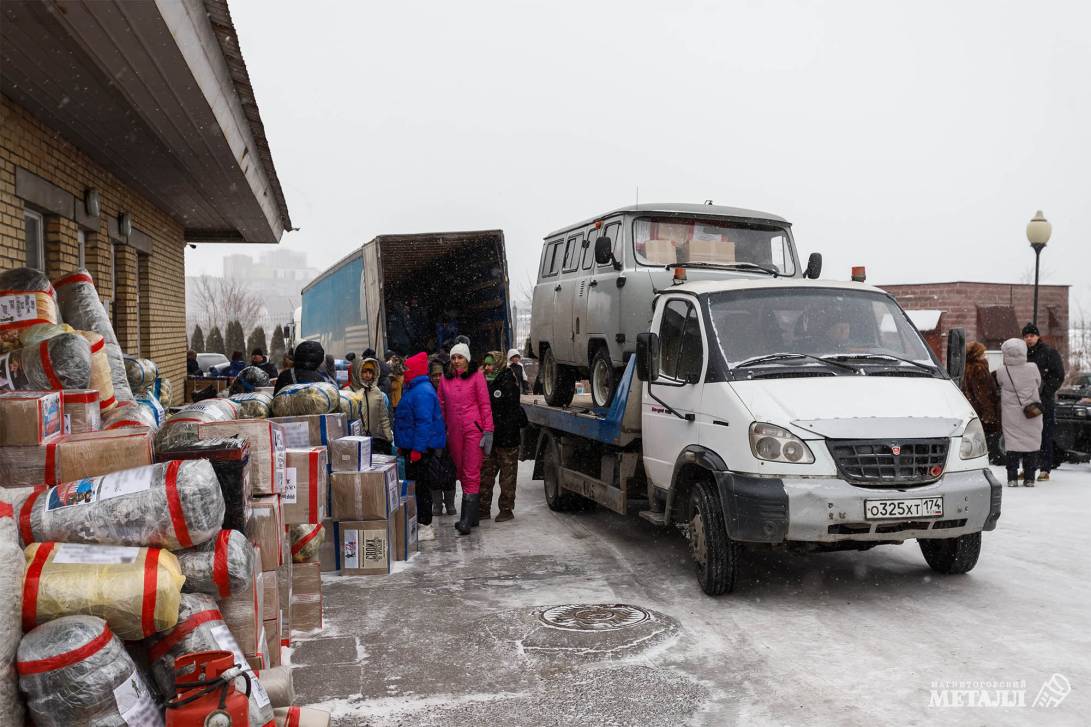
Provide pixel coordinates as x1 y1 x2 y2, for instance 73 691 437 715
186 350 201 376
961 341 1001 462
225 351 247 378
1023 323 1065 479
394 352 446 541
250 348 278 379
998 338 1043 486
429 357 457 516
273 340 332 393
480 351 526 522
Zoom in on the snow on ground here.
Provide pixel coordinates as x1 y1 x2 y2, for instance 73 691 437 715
289 462 1091 726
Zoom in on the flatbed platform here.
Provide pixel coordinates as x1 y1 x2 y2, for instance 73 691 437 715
520 359 642 447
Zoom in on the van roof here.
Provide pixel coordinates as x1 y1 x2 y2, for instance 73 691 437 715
670 277 886 297
545 202 790 239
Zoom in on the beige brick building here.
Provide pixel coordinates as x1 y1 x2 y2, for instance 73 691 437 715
0 0 290 401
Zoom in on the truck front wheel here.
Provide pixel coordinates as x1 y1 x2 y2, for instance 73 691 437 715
919 532 982 574
688 479 740 595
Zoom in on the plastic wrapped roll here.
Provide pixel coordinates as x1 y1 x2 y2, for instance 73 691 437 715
0 502 25 725
0 332 91 391
20 459 225 550
272 382 339 417
0 267 57 353
102 398 160 431
147 593 274 727
176 529 256 599
230 365 271 395
260 666 295 708
231 391 274 419
125 356 159 396
18 615 162 727
154 398 240 453
53 269 134 402
22 543 184 640
17 321 73 346
290 523 325 564
137 393 166 426
75 330 118 410
338 389 363 420
156 438 252 534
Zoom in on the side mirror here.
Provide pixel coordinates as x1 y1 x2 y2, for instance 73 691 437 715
946 327 966 383
594 236 620 269
804 252 822 279
636 332 660 382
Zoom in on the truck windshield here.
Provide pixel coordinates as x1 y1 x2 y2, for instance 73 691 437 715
705 288 937 370
634 217 795 275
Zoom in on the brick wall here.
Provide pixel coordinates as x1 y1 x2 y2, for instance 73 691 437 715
883 281 1070 363
0 95 187 403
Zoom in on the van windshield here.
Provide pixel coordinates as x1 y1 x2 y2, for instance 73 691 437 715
706 288 937 370
634 217 795 274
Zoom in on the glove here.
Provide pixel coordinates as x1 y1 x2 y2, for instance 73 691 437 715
410 450 423 463
480 431 494 457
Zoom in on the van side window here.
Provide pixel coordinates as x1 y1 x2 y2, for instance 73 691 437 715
659 299 690 380
542 240 563 277
562 234 582 273
597 222 622 268
580 229 595 270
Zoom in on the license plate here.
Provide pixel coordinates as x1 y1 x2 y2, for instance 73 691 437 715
864 497 943 520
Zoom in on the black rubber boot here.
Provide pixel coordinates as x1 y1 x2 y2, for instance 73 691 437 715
471 495 481 527
431 490 443 516
443 489 457 516
455 495 478 535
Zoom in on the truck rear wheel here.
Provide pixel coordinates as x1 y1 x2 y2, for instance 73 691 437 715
541 432 578 512
542 347 576 407
688 479 739 595
590 347 619 408
919 532 981 574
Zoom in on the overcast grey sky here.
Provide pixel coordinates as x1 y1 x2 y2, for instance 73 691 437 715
187 0 1090 314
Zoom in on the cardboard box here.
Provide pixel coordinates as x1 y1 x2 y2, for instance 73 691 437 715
317 517 337 573
290 561 322 632
261 570 279 623
392 504 407 562
278 561 292 645
199 419 286 495
0 428 154 487
337 517 393 576
283 447 327 524
263 618 281 667
248 498 283 570
0 391 62 446
329 436 372 472
274 706 332 727
246 653 267 674
394 499 418 562
349 419 362 437
61 389 101 434
269 414 347 449
330 463 398 521
222 552 264 655
400 480 416 499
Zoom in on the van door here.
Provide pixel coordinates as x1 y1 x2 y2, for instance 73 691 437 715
581 220 623 364
642 296 706 489
550 232 583 363
531 239 564 356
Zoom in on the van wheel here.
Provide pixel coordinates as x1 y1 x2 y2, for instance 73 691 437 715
541 347 575 407
542 432 578 512
590 347 619 408
919 532 981 574
688 479 739 595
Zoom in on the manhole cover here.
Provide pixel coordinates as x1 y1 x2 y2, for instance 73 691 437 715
538 604 651 632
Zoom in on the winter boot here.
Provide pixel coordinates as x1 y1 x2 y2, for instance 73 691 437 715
418 523 436 541
1037 471 1051 482
494 509 514 523
1023 479 1035 488
1007 480 1019 487
431 490 443 516
455 495 479 535
443 489 457 516
471 498 481 528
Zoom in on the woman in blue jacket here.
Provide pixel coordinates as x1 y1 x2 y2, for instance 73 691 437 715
394 351 446 541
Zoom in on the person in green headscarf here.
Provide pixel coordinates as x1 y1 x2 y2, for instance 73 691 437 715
479 351 526 522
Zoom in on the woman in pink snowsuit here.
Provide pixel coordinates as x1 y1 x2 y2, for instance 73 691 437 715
437 343 494 535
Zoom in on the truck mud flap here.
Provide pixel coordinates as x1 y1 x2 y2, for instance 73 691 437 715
713 472 789 543
983 468 1002 531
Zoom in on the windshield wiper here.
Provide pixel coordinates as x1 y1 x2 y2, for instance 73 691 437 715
821 353 936 373
665 261 780 277
735 352 861 373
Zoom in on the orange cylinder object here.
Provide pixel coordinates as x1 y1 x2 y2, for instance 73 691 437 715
165 650 250 727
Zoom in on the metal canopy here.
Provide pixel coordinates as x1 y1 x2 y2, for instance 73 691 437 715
0 0 291 244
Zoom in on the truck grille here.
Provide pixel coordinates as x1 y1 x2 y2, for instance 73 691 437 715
828 438 948 486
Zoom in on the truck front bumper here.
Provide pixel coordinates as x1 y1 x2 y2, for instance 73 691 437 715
714 469 1001 544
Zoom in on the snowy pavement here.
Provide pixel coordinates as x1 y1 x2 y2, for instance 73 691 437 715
289 462 1090 726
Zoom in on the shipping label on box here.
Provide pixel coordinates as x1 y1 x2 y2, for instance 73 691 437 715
337 519 391 575
283 447 328 524
330 436 372 472
350 419 362 436
0 391 62 446
199 420 286 495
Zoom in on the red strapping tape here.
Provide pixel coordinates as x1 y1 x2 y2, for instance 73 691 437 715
213 530 231 599
164 460 192 548
286 706 301 727
38 340 62 390
106 420 144 430
99 394 117 411
0 502 11 518
16 623 113 675
19 489 43 545
22 542 55 631
147 609 222 663
291 523 323 557
141 547 160 637
53 271 94 288
308 449 320 523
88 337 104 354
62 391 98 404
44 439 59 485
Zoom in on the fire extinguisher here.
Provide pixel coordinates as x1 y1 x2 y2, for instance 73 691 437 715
165 650 251 727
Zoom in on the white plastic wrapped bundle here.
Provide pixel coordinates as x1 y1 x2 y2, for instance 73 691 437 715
0 332 91 391
125 356 159 396
53 269 134 402
147 593 274 727
230 391 274 419
176 529 256 599
0 267 57 353
338 389 363 420
102 398 160 432
137 393 166 426
154 398 240 453
20 459 225 550
289 523 325 564
230 365 271 396
272 382 339 417
0 502 25 725
18 615 162 727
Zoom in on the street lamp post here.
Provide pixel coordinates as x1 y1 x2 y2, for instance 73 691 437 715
1026 210 1052 327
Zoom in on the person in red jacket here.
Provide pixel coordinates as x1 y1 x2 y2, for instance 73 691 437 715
437 342 494 535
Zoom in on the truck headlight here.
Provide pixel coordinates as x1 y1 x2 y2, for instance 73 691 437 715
959 418 988 460
749 423 815 464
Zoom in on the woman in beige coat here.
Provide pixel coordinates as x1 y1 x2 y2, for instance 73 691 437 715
997 338 1043 487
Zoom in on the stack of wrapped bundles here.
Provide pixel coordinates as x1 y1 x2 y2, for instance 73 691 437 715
53 269 133 402
154 398 240 452
230 391 274 419
156 438 252 533
102 398 161 432
0 427 155 488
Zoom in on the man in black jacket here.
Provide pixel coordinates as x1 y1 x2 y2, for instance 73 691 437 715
479 351 526 522
1023 323 1065 479
250 348 279 379
273 341 332 393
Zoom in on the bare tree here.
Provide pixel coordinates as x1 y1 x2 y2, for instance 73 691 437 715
189 275 265 332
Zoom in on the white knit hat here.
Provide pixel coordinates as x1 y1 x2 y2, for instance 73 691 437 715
507 348 521 361
450 343 471 362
